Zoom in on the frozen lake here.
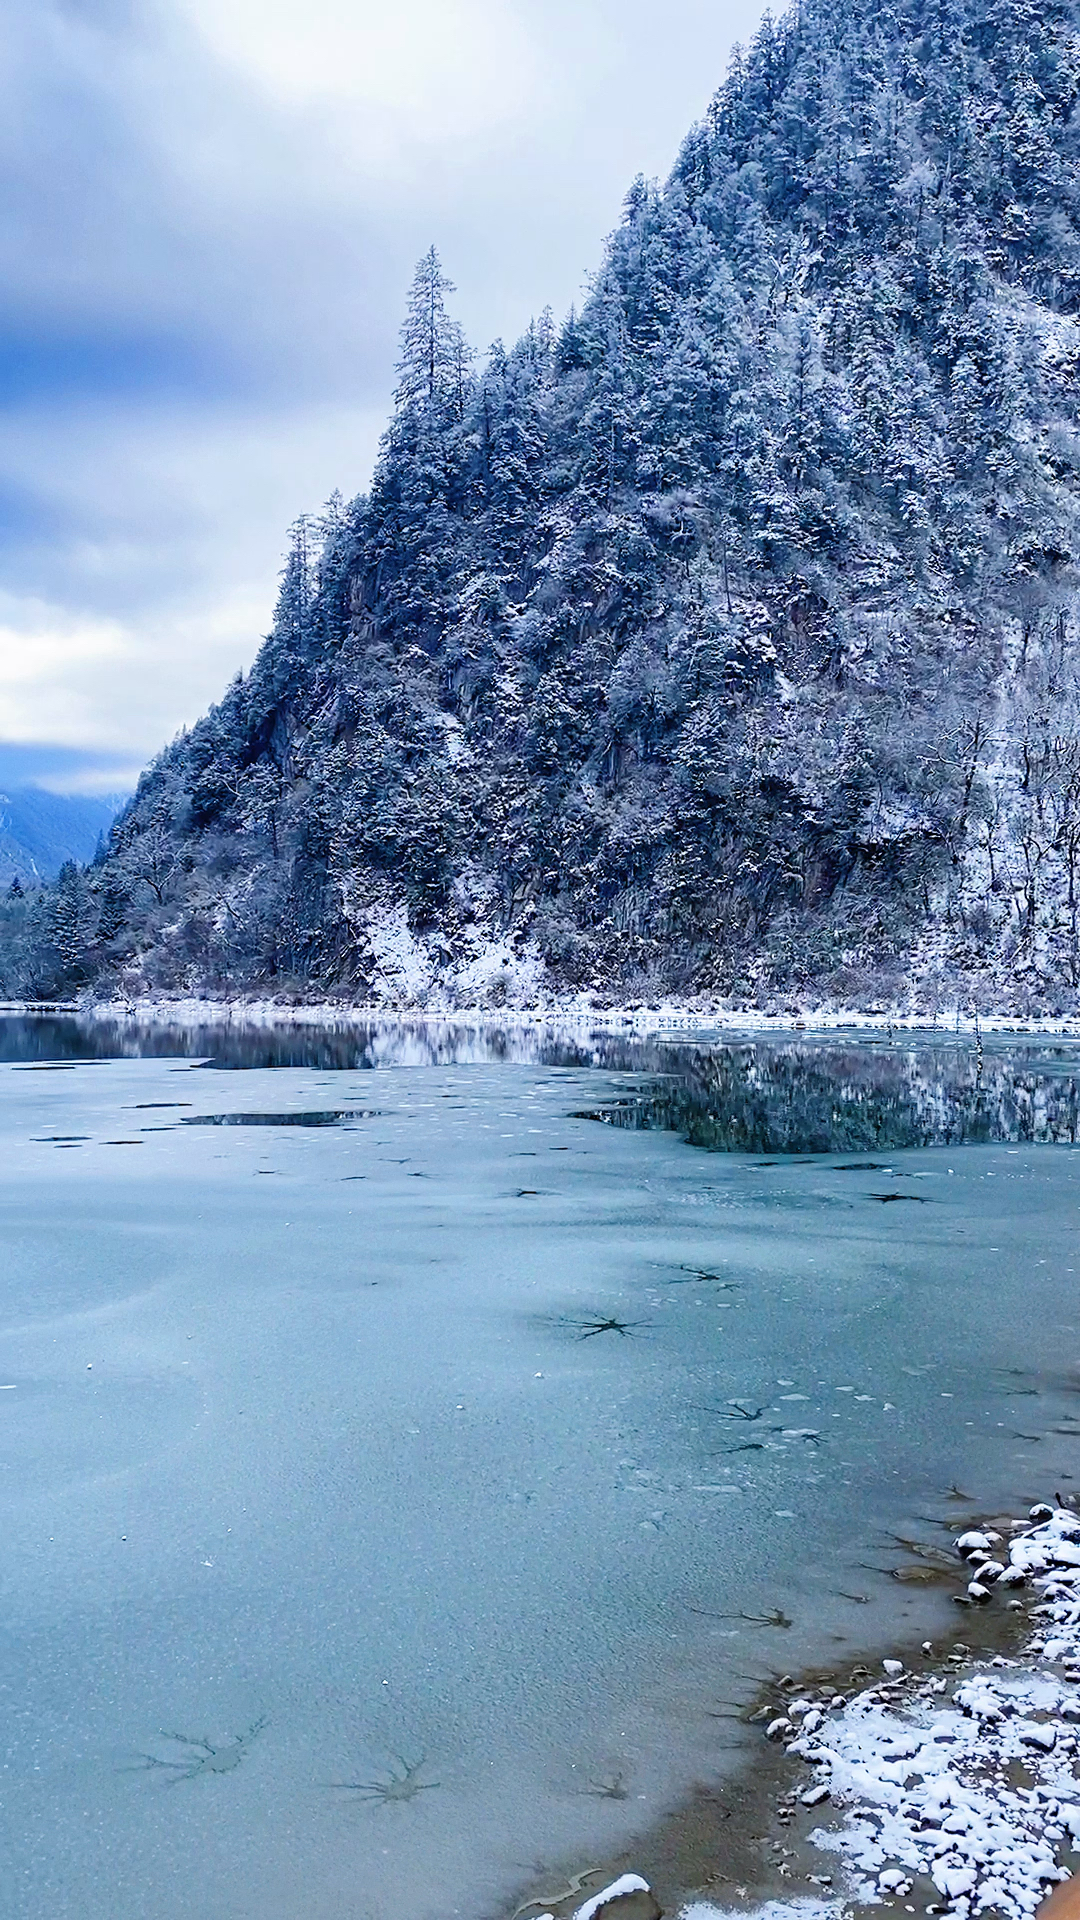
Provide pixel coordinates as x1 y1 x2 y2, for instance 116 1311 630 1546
3 1015 1080 1919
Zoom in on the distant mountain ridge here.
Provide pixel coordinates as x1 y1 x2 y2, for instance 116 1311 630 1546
0 787 123 888
4 0 1080 1012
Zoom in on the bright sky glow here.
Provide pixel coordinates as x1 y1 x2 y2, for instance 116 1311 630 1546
0 0 765 792
179 0 540 137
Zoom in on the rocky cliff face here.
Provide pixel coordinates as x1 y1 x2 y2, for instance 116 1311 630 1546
7 0 1080 1012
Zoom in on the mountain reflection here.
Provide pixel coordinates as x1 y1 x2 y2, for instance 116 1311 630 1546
2 1013 1080 1151
576 1039 1080 1153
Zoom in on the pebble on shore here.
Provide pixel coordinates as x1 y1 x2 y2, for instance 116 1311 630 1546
776 1503 1080 1919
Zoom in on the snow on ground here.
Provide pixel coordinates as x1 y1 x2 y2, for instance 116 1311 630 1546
679 1903 842 1920
770 1506 1080 1919
58 993 1080 1039
575 1874 655 1918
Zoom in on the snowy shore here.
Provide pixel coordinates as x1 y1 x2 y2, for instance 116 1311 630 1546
591 1505 1080 1920
780 1503 1080 1918
14 992 1080 1040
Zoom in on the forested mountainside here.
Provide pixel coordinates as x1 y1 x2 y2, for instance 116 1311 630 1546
0 788 122 891
5 0 1080 1011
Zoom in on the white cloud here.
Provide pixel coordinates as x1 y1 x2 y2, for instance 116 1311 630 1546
0 587 252 752
0 395 385 609
0 601 129 698
0 0 768 784
177 0 541 142
0 399 386 752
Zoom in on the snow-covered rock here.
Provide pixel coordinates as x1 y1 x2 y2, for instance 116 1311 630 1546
956 1531 995 1559
574 1875 661 1920
784 1505 1080 1918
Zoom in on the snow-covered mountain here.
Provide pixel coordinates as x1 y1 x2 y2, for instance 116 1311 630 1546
0 787 123 889
6 0 1080 1011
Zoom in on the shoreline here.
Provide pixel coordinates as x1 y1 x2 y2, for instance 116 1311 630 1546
6 995 1080 1041
519 1504 1080 1920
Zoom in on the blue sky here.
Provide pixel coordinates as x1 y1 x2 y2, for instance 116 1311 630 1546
0 0 765 795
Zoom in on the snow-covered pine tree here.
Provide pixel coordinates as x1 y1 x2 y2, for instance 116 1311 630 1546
392 246 472 422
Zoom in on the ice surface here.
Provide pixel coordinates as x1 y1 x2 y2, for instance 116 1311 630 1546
3 1021 1080 1919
